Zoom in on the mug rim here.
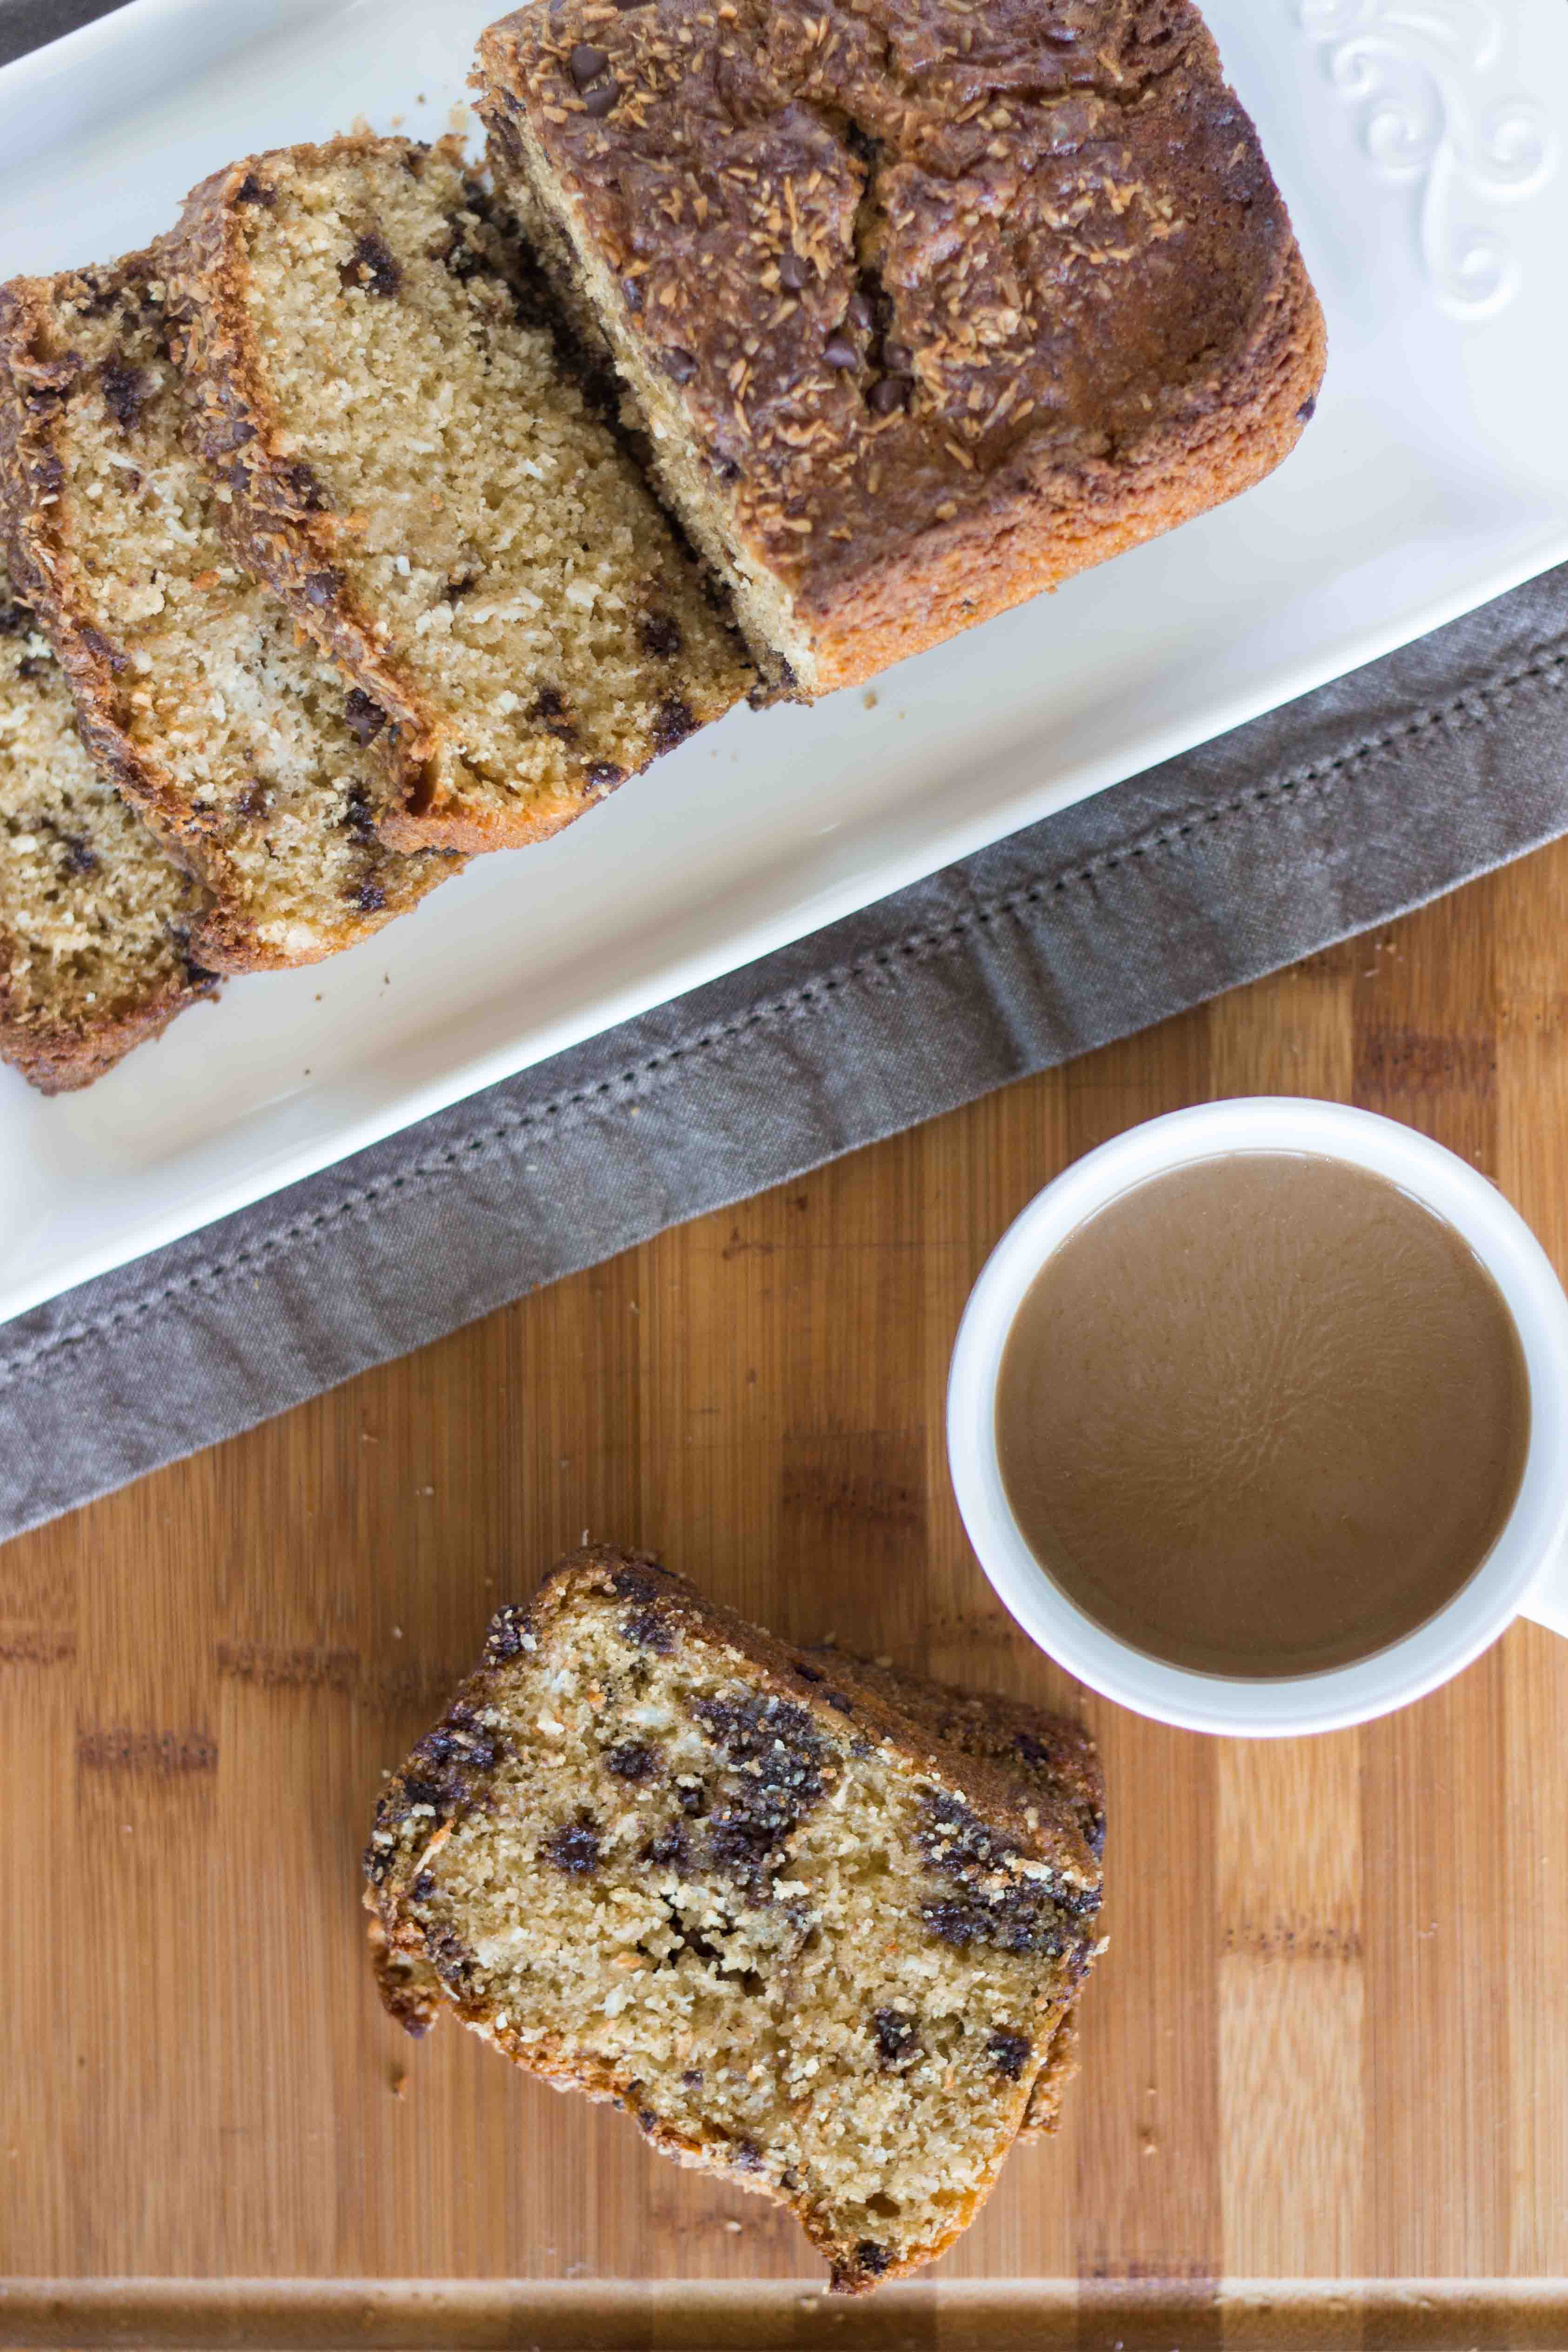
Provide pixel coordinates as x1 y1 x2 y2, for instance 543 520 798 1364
947 1098 1568 1737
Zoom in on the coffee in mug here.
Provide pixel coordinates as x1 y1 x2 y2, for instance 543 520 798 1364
994 1153 1530 1679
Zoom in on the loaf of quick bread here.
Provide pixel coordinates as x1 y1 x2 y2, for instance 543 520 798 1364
477 0 1327 695
4 2 1327 1091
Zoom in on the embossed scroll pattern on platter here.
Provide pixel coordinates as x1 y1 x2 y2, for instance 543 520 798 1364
1299 0 1559 319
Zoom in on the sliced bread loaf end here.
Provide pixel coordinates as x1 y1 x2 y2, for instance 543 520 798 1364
478 0 1326 697
0 559 215 1093
0 261 457 975
160 136 752 853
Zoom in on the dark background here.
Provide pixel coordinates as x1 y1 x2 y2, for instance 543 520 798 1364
1 0 125 70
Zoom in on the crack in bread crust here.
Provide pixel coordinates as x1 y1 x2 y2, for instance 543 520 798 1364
477 0 1327 694
365 1546 1104 2295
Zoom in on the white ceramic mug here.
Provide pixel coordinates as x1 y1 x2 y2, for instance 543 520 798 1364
947 1099 1568 1737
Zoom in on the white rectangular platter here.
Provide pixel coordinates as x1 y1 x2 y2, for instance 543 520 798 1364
2 0 1566 1327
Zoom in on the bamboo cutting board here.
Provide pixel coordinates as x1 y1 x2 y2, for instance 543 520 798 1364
4 842 1568 2351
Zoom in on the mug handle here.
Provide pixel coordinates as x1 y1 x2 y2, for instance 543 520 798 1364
1521 1547 1568 1641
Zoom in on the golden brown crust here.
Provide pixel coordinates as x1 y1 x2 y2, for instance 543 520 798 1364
373 792 594 860
0 971 213 1095
478 0 1327 694
364 1909 444 2038
364 1545 1104 2294
1017 2007 1080 2142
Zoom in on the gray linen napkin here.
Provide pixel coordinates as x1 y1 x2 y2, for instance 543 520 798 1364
0 0 114 66
0 0 121 65
3 564 1565 1544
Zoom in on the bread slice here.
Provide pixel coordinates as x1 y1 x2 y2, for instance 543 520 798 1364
0 259 456 975
364 1546 1104 2293
0 557 215 1091
477 0 1328 697
159 136 753 854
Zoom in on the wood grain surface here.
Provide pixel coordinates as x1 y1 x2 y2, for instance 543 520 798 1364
5 841 1568 2351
